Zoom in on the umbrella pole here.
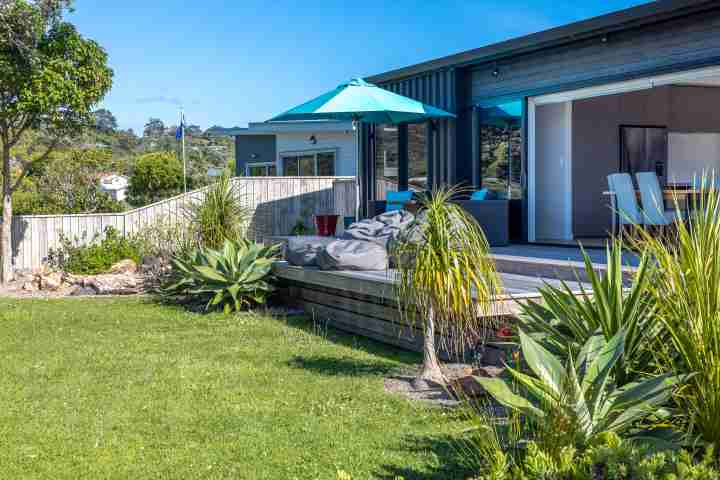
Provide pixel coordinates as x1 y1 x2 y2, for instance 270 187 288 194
353 118 361 221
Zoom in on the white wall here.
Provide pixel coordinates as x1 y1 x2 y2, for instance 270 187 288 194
275 130 357 176
534 102 572 241
668 132 720 184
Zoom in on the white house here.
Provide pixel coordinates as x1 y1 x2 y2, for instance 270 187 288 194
99 174 129 202
233 121 357 177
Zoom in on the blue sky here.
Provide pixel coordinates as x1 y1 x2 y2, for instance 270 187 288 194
69 0 648 134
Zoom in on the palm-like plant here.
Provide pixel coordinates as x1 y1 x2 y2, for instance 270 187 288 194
477 330 682 448
393 186 502 384
162 238 280 313
185 174 249 249
520 240 660 386
632 173 720 445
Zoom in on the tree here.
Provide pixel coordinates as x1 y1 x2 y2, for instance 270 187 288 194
143 118 164 138
394 186 501 385
93 108 117 133
128 151 183 205
14 148 123 214
185 124 202 137
0 0 113 282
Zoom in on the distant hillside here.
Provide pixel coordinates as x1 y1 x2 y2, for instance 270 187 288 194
10 111 237 215
205 125 244 137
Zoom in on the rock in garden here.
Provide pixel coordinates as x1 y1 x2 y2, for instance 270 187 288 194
21 281 38 292
449 367 505 398
450 375 487 398
37 272 64 291
83 273 142 295
108 259 137 274
70 286 97 296
140 255 162 270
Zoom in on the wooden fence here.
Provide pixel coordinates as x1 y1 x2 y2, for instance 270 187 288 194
9 177 357 271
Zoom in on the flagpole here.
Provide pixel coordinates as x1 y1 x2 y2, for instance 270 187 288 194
180 108 187 193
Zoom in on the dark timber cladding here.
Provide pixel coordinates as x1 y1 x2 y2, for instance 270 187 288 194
378 68 459 187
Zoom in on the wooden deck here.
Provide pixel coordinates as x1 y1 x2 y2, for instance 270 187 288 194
274 261 591 356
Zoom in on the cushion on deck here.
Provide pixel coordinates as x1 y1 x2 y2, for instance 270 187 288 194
285 237 336 267
386 191 414 212
341 210 415 248
317 240 388 271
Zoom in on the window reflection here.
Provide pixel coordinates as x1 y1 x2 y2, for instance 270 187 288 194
408 123 428 191
375 125 399 199
480 101 522 199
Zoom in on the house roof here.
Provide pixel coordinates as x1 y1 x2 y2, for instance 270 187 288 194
366 0 720 84
231 120 354 136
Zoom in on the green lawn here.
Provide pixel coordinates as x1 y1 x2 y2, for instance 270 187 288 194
0 298 470 479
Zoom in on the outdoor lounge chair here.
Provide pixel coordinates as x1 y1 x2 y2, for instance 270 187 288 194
607 173 642 235
636 171 683 227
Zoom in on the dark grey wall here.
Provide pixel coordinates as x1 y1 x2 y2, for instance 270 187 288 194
235 135 276 176
469 8 720 105
378 68 459 187
572 85 720 237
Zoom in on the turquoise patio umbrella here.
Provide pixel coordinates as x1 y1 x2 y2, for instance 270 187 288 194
269 78 456 218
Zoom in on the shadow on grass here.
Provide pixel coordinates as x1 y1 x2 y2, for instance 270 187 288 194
282 315 421 366
376 433 478 480
288 354 401 377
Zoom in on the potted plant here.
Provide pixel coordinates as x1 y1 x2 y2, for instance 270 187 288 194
313 210 339 237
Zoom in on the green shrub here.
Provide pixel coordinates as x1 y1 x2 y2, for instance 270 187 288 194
471 432 720 480
128 151 183 205
161 238 279 313
47 227 144 275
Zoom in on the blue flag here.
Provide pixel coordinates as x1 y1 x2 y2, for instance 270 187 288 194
176 113 185 140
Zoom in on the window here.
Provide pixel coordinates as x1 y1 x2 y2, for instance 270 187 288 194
246 163 277 176
375 125 399 199
407 123 428 191
281 151 336 176
480 101 522 199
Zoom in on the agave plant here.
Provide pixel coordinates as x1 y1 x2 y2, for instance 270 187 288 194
519 240 661 386
162 238 280 313
477 330 683 447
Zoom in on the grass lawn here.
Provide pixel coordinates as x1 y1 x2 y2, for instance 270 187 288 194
0 298 471 479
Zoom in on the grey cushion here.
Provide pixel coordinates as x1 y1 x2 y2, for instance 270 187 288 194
285 237 336 267
317 240 388 271
342 210 415 248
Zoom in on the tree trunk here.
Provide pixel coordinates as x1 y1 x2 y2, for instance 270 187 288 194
417 308 444 384
1 144 12 284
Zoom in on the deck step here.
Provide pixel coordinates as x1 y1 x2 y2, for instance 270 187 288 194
491 253 635 283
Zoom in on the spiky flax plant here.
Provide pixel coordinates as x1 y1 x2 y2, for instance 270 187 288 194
632 171 720 445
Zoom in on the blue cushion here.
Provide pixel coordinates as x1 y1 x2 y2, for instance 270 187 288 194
386 191 414 211
470 188 489 201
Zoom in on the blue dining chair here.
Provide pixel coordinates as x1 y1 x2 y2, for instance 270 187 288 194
607 173 642 234
636 172 681 226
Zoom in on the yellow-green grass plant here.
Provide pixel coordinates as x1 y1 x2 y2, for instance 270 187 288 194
631 172 720 446
184 174 249 249
393 185 502 384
